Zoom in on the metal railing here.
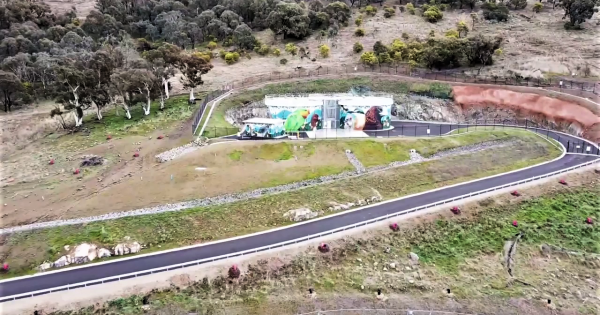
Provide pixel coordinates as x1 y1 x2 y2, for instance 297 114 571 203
297 309 478 315
191 90 228 135
2 151 597 303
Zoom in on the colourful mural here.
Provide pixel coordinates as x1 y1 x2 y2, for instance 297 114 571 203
271 108 323 132
340 106 391 131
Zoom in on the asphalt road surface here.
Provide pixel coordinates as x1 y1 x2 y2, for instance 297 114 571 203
0 122 597 301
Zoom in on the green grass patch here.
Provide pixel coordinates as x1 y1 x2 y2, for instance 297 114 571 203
204 77 452 138
1 132 559 279
228 150 243 161
256 143 294 161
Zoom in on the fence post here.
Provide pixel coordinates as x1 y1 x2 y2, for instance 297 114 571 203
567 141 570 152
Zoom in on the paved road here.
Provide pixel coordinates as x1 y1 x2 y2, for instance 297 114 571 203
0 122 597 301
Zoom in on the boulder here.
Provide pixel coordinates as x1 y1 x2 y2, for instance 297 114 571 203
409 252 419 264
80 155 104 167
113 241 142 256
283 208 319 222
53 255 71 268
38 261 53 271
73 243 97 264
97 248 111 258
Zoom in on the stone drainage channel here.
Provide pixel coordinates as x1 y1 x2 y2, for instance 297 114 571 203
1 140 516 234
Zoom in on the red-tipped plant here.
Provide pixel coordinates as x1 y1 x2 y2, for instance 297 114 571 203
73 169 80 175
133 152 140 157
106 135 112 140
586 217 593 225
451 206 461 215
49 159 55 165
511 190 521 197
559 179 567 185
318 243 330 253
512 220 518 227
157 135 164 140
228 264 241 279
389 223 399 231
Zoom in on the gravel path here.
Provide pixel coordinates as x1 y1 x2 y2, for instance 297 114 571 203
0 139 518 234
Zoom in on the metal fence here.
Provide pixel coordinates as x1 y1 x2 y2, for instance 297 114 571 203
2 154 597 303
213 64 599 96
191 90 228 135
297 309 478 315
202 119 600 156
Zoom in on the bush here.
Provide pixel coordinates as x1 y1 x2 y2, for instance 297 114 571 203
406 3 416 14
402 32 410 40
508 0 527 10
393 51 402 61
280 58 288 65
445 29 459 38
399 5 406 12
224 52 239 65
219 50 227 59
353 42 364 53
207 41 217 50
494 48 503 55
355 28 365 36
365 5 377 16
355 18 362 26
379 52 392 64
439 3 448 11
222 37 233 47
272 48 281 56
482 2 509 22
384 7 396 18
360 51 379 66
373 41 389 55
285 43 298 56
319 44 330 57
423 5 443 23
457 21 469 37
533 2 543 12
254 44 270 56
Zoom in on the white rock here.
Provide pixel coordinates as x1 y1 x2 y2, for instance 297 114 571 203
64 245 70 251
54 255 71 268
38 261 53 271
383 267 388 271
389 263 396 269
283 208 319 222
129 242 141 254
409 252 419 264
97 248 111 258
114 244 127 256
73 243 97 264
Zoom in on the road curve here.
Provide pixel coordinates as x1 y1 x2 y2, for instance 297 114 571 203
0 122 598 301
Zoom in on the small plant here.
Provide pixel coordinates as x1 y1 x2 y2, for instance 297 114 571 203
508 0 527 10
439 3 448 11
457 21 469 37
219 50 227 59
406 3 416 14
254 44 270 56
428 30 435 37
494 48 503 55
228 265 241 279
319 44 330 57
355 28 365 36
225 52 240 64
401 32 410 40
559 179 567 185
450 206 461 215
365 5 377 16
353 42 364 53
393 51 402 61
384 7 396 18
533 2 543 12
423 5 443 23
355 18 363 26
378 52 392 64
389 223 400 231
207 41 217 50
445 29 459 38
279 58 288 65
399 5 406 12
272 48 281 56
360 51 379 66
285 43 298 56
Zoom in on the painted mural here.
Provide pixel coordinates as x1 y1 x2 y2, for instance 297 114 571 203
270 108 323 132
239 123 285 138
340 105 391 131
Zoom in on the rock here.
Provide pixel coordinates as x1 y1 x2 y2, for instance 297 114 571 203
80 155 104 167
383 267 388 271
283 208 319 222
114 241 141 255
73 243 97 264
360 285 365 290
405 266 411 271
53 255 71 268
129 242 141 253
389 263 396 269
409 252 419 264
356 258 362 263
374 262 378 267
38 261 53 271
97 248 111 258
540 244 551 256
64 245 70 251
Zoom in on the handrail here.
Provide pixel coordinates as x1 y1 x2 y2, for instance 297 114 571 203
1 155 597 303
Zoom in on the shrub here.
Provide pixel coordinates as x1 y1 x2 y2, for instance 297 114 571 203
508 0 527 10
373 41 389 55
319 44 330 57
401 32 410 40
355 18 362 26
393 51 402 61
285 43 298 56
272 48 281 56
406 3 416 14
194 51 212 62
423 5 443 23
355 28 365 36
353 42 364 53
365 5 377 16
533 2 543 12
390 39 407 55
360 51 379 66
280 58 288 65
428 30 435 37
207 41 217 50
384 7 396 18
219 50 227 59
254 44 270 55
439 3 448 11
457 21 469 37
378 52 392 64
222 37 233 47
494 48 503 55
445 29 459 38
224 52 237 64
482 2 509 22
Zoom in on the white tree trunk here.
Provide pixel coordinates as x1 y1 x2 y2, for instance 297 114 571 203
96 108 103 120
189 88 195 103
163 78 169 99
143 98 151 115
123 104 131 119
160 95 165 110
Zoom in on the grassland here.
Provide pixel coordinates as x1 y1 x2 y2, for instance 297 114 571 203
0 130 560 278
46 178 600 315
203 77 452 138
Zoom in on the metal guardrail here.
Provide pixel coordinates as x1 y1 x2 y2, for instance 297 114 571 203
1 155 597 303
191 90 228 135
297 309 478 315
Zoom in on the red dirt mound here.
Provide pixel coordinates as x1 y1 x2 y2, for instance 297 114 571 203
452 86 600 142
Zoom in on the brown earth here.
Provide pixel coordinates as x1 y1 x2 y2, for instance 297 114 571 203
453 86 600 142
